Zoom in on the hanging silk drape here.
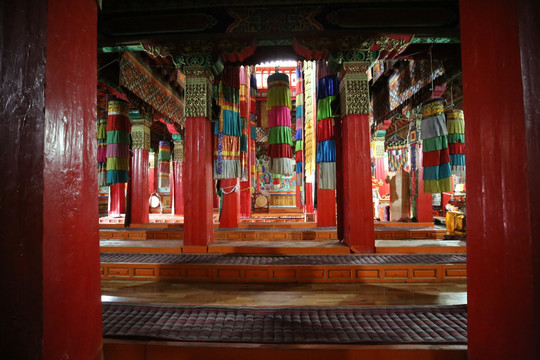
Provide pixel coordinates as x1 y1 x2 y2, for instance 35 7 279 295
239 66 249 181
267 72 294 175
304 61 316 183
316 75 339 189
97 117 107 187
250 71 258 190
214 66 242 179
421 98 452 193
148 149 157 194
295 63 304 180
446 109 466 178
158 140 171 189
106 99 131 185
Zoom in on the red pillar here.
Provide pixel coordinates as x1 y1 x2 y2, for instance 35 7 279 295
1 0 102 357
240 179 251 217
172 161 185 215
416 157 433 223
172 140 185 216
130 119 151 224
461 0 540 359
305 182 314 213
316 164 337 227
130 149 149 223
109 182 125 216
149 151 157 194
220 178 240 228
183 66 215 247
339 61 375 252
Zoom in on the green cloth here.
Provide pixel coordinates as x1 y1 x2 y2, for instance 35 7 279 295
106 130 130 145
317 96 336 121
423 135 448 152
268 126 293 145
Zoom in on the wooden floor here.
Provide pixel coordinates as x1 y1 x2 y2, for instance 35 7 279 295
101 281 467 307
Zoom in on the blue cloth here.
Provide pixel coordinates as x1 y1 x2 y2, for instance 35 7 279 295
316 139 336 163
213 111 242 136
423 163 452 180
295 129 303 141
250 126 257 140
296 162 303 174
317 75 339 99
250 74 257 88
296 105 304 119
450 154 465 166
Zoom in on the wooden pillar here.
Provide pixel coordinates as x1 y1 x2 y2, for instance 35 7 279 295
109 183 125 215
338 61 375 251
416 159 433 223
1 0 102 357
316 164 336 227
172 140 185 216
220 178 240 228
130 118 152 223
184 66 214 247
461 0 540 359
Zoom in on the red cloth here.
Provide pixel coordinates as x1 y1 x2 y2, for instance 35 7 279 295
295 151 303 162
268 144 293 158
106 115 131 132
317 118 334 142
423 148 450 167
449 142 465 154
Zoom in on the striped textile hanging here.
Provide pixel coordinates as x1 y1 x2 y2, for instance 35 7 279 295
267 71 294 175
158 140 171 189
240 66 249 181
316 74 339 190
250 71 258 190
97 117 108 187
446 109 465 178
421 98 452 193
213 66 241 179
295 63 304 191
106 99 131 185
303 61 316 183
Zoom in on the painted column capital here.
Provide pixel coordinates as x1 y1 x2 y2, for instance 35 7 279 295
184 66 214 119
131 117 152 150
172 140 184 162
339 61 373 116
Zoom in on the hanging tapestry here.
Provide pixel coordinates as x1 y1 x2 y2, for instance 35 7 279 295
158 140 171 189
240 66 250 181
267 71 294 175
387 144 409 172
213 66 242 179
421 98 452 193
250 70 258 190
295 63 304 192
303 61 316 183
97 117 108 187
106 99 131 185
316 74 339 190
446 109 466 178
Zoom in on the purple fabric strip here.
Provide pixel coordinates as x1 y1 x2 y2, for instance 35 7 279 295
106 143 130 159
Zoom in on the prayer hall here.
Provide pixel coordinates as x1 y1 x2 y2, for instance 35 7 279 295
1 0 538 359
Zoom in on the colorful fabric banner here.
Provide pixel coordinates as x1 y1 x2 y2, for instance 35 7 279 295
446 109 466 178
213 66 242 179
421 98 452 193
106 99 131 185
316 74 339 190
303 61 316 183
295 63 304 196
267 71 294 175
97 117 107 187
158 140 171 189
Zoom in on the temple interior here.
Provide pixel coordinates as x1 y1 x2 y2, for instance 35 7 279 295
2 0 539 359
